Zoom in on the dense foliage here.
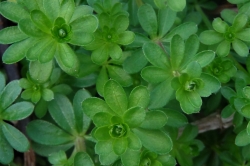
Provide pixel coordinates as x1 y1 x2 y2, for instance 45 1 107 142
1 0 250 165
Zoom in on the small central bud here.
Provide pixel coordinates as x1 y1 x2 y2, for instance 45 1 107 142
32 85 40 91
59 29 66 37
109 123 127 138
107 35 112 39
185 81 196 91
172 70 181 77
140 158 151 166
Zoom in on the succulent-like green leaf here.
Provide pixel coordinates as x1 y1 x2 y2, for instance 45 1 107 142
0 26 28 44
94 126 111 141
2 123 29 152
167 0 186 11
112 137 128 155
0 1 29 22
70 5 94 22
117 31 135 45
232 39 249 57
0 80 21 111
128 86 150 109
43 0 60 22
96 67 109 96
138 4 158 36
27 120 74 145
123 106 146 128
59 0 75 23
0 72 5 92
0 128 13 165
236 29 250 42
74 152 94 166
140 111 168 129
232 13 248 32
133 128 172 154
91 45 109 65
82 97 114 118
107 65 133 87
104 80 128 115
31 10 52 33
170 35 185 69
48 94 76 134
1 102 33 121
199 30 224 45
212 18 228 33
158 7 176 37
235 129 250 146
164 109 188 127
127 132 142 151
113 15 129 33
142 67 169 84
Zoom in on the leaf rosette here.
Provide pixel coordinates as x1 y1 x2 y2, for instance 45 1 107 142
82 80 172 165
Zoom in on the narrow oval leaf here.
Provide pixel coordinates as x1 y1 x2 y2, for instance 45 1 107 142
133 128 173 154
0 1 29 22
138 4 158 36
158 7 176 37
107 65 133 87
128 85 150 109
112 137 128 155
29 60 53 84
31 10 52 33
235 129 250 146
0 80 21 110
59 0 75 23
0 26 28 44
2 123 29 152
123 106 146 128
82 97 114 118
74 152 94 166
27 120 74 145
48 94 76 134
140 110 168 129
167 0 186 11
0 129 13 165
104 80 128 115
141 66 169 84
1 102 34 121
199 30 224 45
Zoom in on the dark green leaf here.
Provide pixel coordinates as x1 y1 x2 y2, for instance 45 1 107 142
31 10 52 33
74 152 94 166
128 85 150 109
235 129 250 146
140 110 168 129
0 127 13 165
158 7 176 37
123 106 146 128
0 26 28 44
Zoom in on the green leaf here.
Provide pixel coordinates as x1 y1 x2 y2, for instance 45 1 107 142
123 106 146 128
193 50 215 67
128 86 150 109
170 35 185 69
140 110 168 129
232 13 248 31
127 132 142 151
216 40 230 57
19 18 47 38
143 42 170 69
138 4 158 36
95 140 119 165
0 1 29 22
104 80 128 115
39 40 57 63
164 109 188 127
82 97 114 118
73 89 91 133
167 0 186 11
91 45 109 65
2 38 34 64
74 152 94 166
199 30 224 45
178 125 198 142
112 137 128 155
2 123 29 152
235 129 250 146
221 9 237 24
212 18 228 33
42 89 54 101
27 120 74 145
113 15 129 33
30 10 52 33
236 28 250 42
199 73 221 97
241 104 250 118
0 26 28 44
142 66 169 84
94 126 111 141
48 94 76 134
109 44 123 60
121 148 140 166
48 150 67 165
55 44 79 76
0 128 13 165
158 7 176 37
107 65 133 87
117 31 135 45
232 39 249 57
133 128 172 154
96 67 109 96
70 32 94 46
0 72 5 92
71 5 94 22
34 99 48 118
0 80 21 110
183 61 202 78
176 90 201 114
1 102 33 121
247 121 250 135
93 112 112 127
123 49 148 74
163 22 198 42
43 0 60 22
149 80 175 109
29 60 53 84
59 0 75 23
221 105 235 118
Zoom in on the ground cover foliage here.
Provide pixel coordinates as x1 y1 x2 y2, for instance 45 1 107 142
1 0 250 165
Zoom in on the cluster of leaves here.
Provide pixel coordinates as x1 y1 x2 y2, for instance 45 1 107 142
1 0 250 166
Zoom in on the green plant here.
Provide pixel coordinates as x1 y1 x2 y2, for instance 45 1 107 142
1 0 250 166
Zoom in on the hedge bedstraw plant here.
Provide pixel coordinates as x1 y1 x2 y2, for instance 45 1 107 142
1 0 250 165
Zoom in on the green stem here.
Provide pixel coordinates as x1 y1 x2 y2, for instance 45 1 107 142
71 137 86 157
194 4 213 30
